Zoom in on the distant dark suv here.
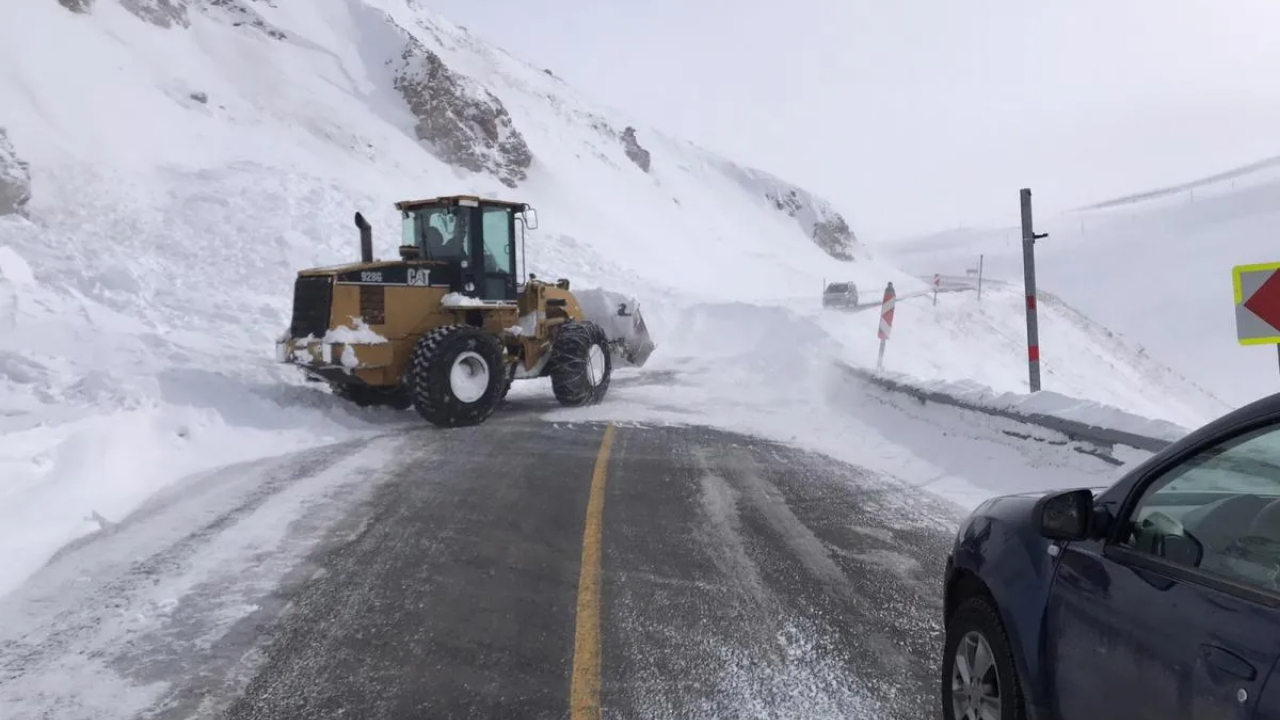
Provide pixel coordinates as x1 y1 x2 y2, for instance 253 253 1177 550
822 281 859 308
942 392 1280 720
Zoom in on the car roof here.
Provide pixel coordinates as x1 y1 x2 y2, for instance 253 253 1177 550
1169 391 1280 450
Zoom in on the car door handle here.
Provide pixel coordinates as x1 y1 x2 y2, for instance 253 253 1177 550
1200 644 1257 681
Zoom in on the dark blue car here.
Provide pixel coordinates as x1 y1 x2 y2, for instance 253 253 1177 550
942 391 1280 720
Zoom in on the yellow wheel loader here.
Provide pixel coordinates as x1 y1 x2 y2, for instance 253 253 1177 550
275 196 655 428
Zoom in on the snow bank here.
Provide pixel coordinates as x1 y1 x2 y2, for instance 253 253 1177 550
860 370 1189 445
806 282 1227 429
531 294 1135 514
0 370 404 598
883 163 1280 409
904 378 1190 442
0 434 404 720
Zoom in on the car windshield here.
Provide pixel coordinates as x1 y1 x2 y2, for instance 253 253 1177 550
826 282 849 293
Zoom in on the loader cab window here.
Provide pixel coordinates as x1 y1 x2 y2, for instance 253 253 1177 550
479 205 516 300
481 207 514 275
408 207 471 262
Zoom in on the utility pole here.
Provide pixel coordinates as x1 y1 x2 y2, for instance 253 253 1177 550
1020 188 1048 392
977 254 984 301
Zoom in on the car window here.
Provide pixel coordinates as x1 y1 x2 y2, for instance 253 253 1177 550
1118 422 1280 594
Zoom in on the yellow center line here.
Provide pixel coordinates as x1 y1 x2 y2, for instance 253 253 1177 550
570 423 616 720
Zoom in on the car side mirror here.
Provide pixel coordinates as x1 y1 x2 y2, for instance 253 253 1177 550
1035 489 1094 541
1161 533 1204 567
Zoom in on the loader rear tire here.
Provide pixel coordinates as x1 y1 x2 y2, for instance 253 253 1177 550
409 325 505 427
550 321 612 407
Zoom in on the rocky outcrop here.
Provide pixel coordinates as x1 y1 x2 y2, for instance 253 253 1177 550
392 35 532 188
201 0 287 40
119 0 189 28
56 0 279 35
811 215 856 261
0 129 32 217
621 127 651 173
765 187 857 261
705 155 861 261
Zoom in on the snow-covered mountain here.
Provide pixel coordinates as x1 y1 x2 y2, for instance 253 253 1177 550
0 0 893 593
0 0 1223 596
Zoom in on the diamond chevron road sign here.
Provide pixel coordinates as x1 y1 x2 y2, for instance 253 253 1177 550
1234 262 1280 345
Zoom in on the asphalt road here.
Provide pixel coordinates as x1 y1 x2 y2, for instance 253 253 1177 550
0 404 960 720
200 413 957 720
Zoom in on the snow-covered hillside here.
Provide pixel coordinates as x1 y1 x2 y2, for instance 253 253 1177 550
0 0 902 596
883 159 1280 410
0 0 1220 598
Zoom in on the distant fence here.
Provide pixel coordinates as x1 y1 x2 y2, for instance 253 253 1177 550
838 362 1174 456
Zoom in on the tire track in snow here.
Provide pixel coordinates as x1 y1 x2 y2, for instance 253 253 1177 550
602 426 951 719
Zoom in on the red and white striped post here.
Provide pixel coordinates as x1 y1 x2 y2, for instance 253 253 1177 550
1020 188 1047 392
876 281 896 372
932 273 941 306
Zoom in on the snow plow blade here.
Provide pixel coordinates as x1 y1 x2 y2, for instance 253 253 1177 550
574 288 657 368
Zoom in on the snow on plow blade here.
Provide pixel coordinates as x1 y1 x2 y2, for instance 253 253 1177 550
575 288 657 368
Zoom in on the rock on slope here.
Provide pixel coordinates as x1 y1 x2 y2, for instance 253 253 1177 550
0 129 30 216
706 154 862 261
392 32 532 189
46 0 863 261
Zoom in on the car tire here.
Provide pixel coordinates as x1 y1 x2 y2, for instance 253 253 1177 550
940 597 1026 720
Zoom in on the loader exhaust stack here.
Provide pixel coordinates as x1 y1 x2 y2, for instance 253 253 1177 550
355 211 373 263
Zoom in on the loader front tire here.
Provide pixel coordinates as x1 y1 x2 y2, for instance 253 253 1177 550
550 321 612 407
409 325 505 427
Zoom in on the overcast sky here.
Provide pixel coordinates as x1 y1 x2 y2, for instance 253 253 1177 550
427 0 1280 240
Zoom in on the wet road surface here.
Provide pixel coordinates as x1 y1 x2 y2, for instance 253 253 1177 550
220 419 957 719
0 410 960 720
